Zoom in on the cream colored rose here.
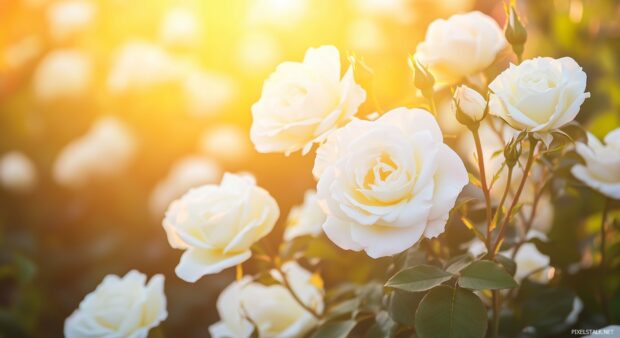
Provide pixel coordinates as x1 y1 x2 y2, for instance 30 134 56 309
251 45 366 155
284 190 325 241
209 262 323 338
510 243 551 283
53 117 136 188
0 151 37 193
489 57 589 141
64 270 167 338
572 128 620 199
163 173 279 282
33 49 92 101
415 11 505 85
314 108 468 258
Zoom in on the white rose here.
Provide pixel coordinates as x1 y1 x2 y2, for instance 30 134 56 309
509 243 551 283
107 41 180 93
163 173 279 282
149 156 222 217
159 7 200 47
572 128 620 199
453 84 487 123
415 11 505 85
489 57 589 141
64 270 167 338
209 262 323 338
251 45 366 155
33 49 91 101
0 151 37 193
314 108 468 258
47 0 96 42
200 124 251 164
284 190 326 241
53 117 136 188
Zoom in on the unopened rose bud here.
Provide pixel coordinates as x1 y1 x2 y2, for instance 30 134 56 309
504 137 522 168
505 6 527 59
408 55 434 99
453 85 487 128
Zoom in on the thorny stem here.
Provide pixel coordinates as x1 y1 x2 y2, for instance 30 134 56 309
491 136 538 258
471 127 494 250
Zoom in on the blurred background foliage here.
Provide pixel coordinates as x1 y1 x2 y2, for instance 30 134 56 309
0 0 619 337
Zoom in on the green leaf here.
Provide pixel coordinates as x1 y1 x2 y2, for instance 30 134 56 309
495 254 517 277
310 320 357 338
387 290 423 327
458 260 518 290
446 254 475 274
326 298 360 320
385 265 453 292
364 311 397 338
415 286 487 338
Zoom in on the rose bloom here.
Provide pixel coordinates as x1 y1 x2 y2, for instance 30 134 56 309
572 128 620 199
415 11 505 85
209 262 323 338
33 49 92 101
163 173 279 282
64 270 167 338
53 117 136 188
0 151 37 193
251 45 366 155
314 108 468 258
508 243 552 284
489 57 589 144
284 190 325 241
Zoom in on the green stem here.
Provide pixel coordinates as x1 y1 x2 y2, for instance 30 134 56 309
490 290 500 338
275 266 321 319
472 128 493 250
491 137 538 258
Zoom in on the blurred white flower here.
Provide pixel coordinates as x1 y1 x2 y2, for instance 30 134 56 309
346 18 385 52
352 0 413 24
251 45 366 155
160 7 201 47
314 108 468 258
53 117 136 188
565 297 583 326
149 156 222 217
210 262 323 338
200 124 251 165
0 151 37 193
284 190 325 241
107 41 180 93
489 57 589 144
572 128 620 199
509 243 551 283
162 173 279 282
183 71 236 118
236 31 282 72
247 0 308 28
64 270 166 338
33 49 92 101
47 0 96 41
415 11 505 85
